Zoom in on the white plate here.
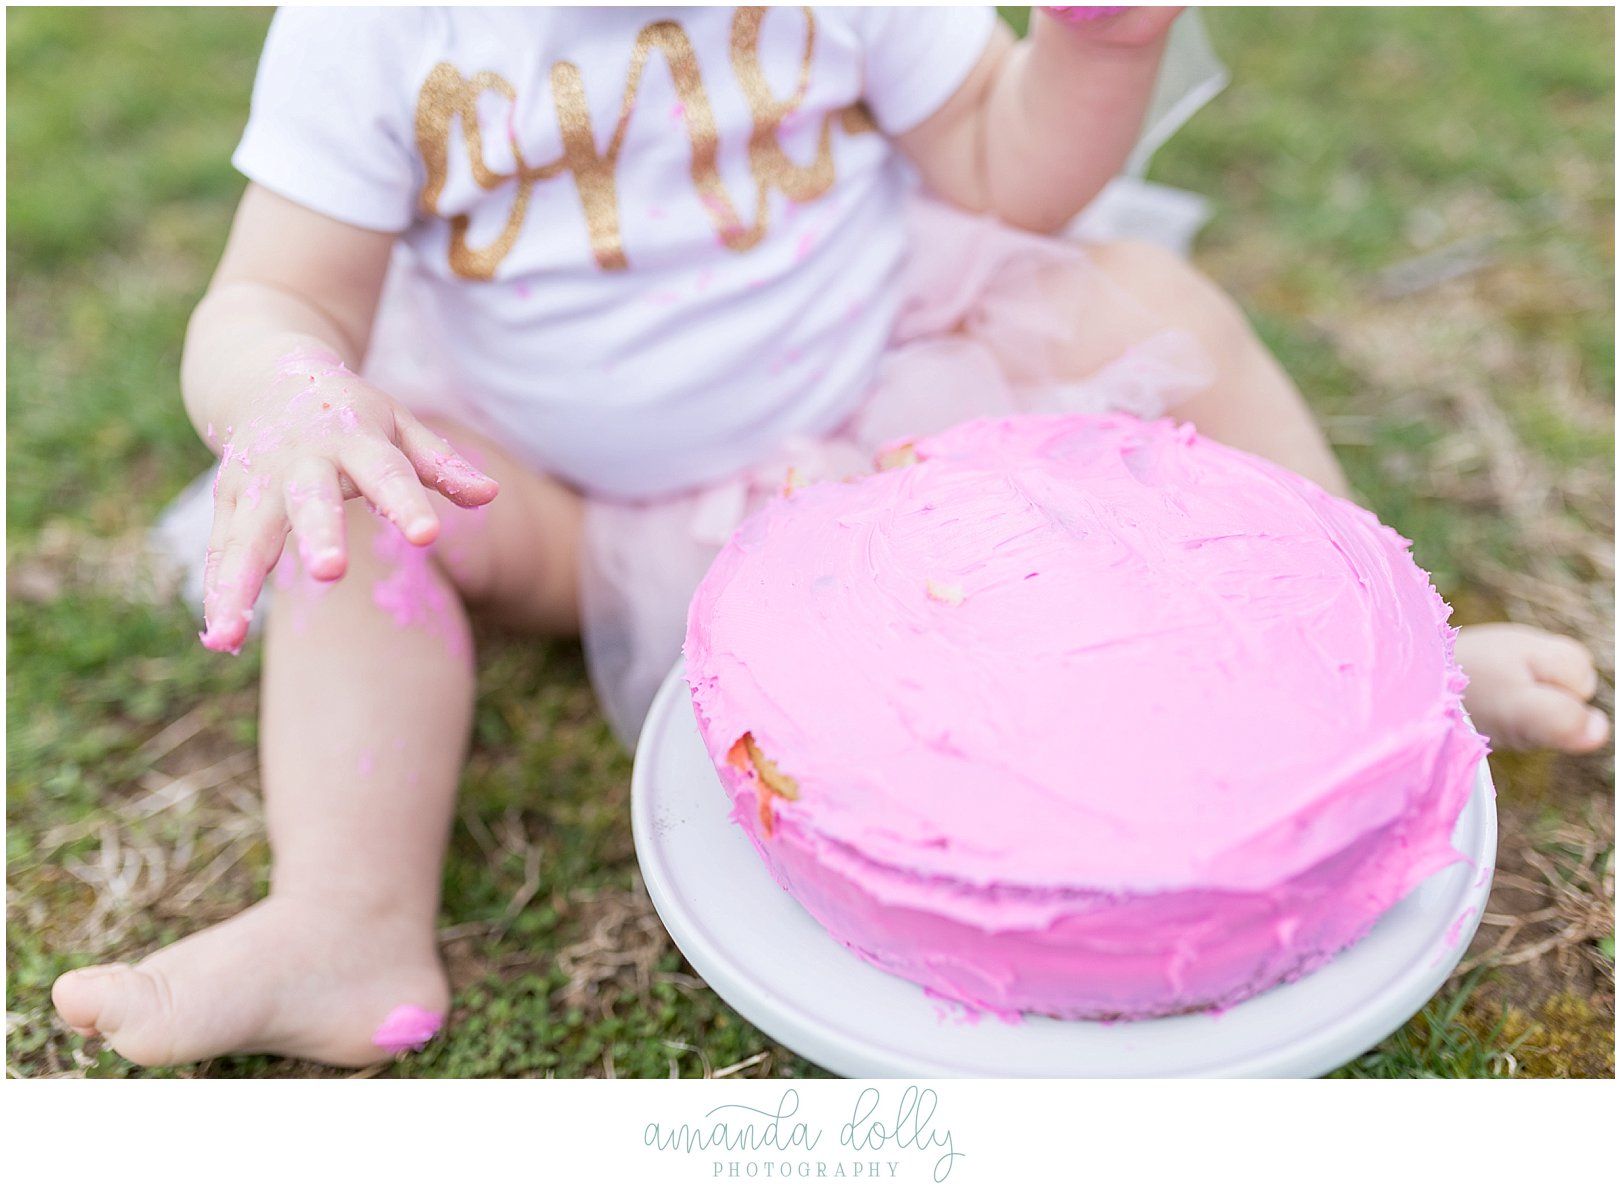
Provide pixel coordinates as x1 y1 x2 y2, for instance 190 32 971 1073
632 666 1497 1078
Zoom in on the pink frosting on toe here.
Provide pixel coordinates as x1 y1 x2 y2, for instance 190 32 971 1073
372 1004 444 1053
685 413 1485 1019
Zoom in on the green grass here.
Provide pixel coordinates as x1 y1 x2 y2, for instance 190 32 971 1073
7 7 1613 1079
6 8 259 541
1329 972 1519 1079
5 8 264 277
1172 7 1613 568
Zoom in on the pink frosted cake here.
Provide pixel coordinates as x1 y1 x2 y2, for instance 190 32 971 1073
683 413 1485 1019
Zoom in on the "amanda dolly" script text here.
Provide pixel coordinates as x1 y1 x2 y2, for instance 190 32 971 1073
644 1086 963 1182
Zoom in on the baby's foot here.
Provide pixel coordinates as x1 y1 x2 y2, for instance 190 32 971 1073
51 894 450 1068
1453 623 1610 753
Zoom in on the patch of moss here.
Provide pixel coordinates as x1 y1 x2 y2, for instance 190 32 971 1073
1490 993 1616 1079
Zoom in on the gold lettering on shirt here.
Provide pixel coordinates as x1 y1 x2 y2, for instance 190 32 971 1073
415 65 568 280
413 7 876 280
735 6 835 205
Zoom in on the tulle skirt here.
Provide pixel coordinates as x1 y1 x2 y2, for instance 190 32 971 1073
581 198 1215 746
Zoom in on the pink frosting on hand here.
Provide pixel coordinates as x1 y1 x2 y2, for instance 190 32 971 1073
685 414 1485 1019
372 1004 443 1053
197 622 245 655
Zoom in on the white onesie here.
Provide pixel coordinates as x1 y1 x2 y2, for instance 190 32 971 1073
234 5 998 500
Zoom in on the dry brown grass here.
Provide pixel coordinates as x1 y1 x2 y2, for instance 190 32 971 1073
32 719 265 956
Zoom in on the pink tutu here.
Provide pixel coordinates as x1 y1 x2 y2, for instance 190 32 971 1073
582 198 1214 746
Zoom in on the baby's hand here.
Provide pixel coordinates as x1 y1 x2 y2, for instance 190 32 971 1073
198 349 498 653
1040 6 1183 49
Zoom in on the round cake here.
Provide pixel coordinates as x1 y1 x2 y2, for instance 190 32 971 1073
683 413 1485 1020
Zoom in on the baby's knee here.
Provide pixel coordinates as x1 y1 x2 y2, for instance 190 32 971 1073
415 414 582 633
1088 239 1253 352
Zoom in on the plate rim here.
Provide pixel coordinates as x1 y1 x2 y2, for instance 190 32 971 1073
632 664 1497 1078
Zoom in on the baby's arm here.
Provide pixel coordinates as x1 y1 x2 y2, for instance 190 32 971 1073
180 184 498 654
894 7 1182 233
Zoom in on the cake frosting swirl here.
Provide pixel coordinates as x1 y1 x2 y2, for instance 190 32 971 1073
684 413 1486 1019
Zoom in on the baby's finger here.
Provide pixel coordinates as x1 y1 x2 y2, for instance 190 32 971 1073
284 462 348 582
200 505 289 654
396 415 501 508
341 438 442 546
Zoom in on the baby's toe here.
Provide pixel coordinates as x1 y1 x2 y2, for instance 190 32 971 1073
51 964 127 1039
1572 705 1611 752
1500 684 1609 753
52 963 180 1066
1525 631 1600 701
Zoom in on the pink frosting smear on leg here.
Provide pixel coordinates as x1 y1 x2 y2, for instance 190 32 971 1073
372 524 449 629
372 1004 444 1053
371 521 472 663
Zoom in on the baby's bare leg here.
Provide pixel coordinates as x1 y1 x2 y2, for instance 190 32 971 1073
52 422 582 1067
1048 240 1608 754
1040 239 1352 497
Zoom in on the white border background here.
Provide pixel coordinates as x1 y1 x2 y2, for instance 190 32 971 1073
6 1078 1618 1184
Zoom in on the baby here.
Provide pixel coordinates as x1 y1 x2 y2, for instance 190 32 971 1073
53 6 1607 1069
